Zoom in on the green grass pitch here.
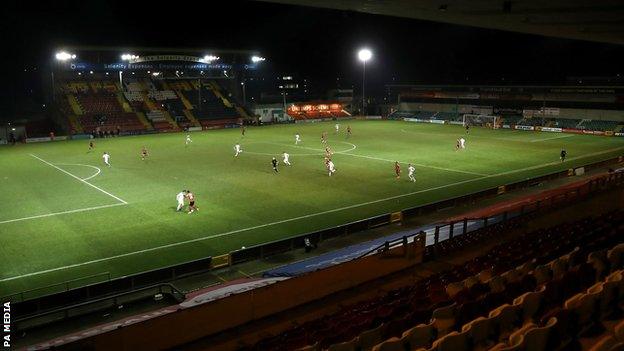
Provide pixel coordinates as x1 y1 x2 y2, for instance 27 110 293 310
1 120 623 298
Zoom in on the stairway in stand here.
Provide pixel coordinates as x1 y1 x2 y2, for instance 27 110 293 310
183 110 201 128
68 114 83 133
163 111 180 130
135 112 154 130
67 94 83 115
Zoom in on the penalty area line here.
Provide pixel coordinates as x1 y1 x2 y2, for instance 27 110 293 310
30 154 127 204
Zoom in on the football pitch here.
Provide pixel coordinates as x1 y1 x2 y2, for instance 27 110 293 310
1 120 623 298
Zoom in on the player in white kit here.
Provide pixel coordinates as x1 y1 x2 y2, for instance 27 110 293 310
335 123 340 133
282 152 291 165
102 152 111 167
185 134 192 146
176 190 187 211
459 137 466 149
234 143 243 157
295 134 301 144
326 160 336 176
408 164 416 182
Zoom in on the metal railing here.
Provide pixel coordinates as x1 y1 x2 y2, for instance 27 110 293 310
13 283 184 332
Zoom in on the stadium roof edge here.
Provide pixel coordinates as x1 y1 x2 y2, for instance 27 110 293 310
58 46 260 55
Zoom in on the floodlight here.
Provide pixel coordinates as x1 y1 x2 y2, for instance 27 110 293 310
202 55 220 63
358 49 372 62
55 51 76 61
121 54 139 61
251 55 266 63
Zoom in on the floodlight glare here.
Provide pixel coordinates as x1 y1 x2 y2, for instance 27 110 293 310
251 55 266 63
358 48 372 62
203 55 220 63
121 54 139 61
55 51 76 61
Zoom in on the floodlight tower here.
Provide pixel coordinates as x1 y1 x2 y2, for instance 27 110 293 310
358 48 372 115
52 51 77 102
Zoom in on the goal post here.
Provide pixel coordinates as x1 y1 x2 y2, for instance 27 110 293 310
462 114 501 129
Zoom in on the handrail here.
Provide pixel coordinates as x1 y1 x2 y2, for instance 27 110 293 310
2 271 111 303
14 283 184 325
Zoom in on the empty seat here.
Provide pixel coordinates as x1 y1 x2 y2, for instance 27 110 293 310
513 285 545 323
489 304 521 340
371 337 403 351
432 303 457 336
358 323 385 351
523 317 557 351
462 316 495 349
327 337 357 351
430 330 469 351
402 322 436 350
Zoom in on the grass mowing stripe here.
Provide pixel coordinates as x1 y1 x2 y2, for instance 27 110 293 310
30 154 127 204
0 203 127 225
4 144 622 282
273 141 489 176
530 134 576 142
341 151 490 177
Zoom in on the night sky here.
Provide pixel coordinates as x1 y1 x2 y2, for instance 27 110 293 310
2 0 624 117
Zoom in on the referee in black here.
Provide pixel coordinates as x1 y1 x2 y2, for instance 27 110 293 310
272 157 279 172
560 148 567 162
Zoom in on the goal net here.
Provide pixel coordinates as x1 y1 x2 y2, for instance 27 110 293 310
462 114 501 129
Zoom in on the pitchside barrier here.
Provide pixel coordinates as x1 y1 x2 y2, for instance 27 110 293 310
4 157 623 331
5 256 211 319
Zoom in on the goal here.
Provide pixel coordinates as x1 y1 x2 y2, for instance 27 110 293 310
462 114 501 129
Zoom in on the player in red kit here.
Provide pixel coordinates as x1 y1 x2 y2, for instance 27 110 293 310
187 191 198 214
141 146 149 161
395 161 401 180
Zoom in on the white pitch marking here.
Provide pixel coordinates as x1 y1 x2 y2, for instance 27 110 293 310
340 151 490 177
0 203 126 225
3 145 623 282
272 141 488 176
30 154 127 204
530 134 575 142
244 141 356 156
55 163 102 181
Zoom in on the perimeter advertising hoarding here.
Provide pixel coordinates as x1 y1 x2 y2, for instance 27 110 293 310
539 127 563 133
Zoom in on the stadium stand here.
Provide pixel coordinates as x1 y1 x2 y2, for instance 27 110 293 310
55 76 246 133
580 119 621 132
72 91 147 133
248 209 624 351
548 118 582 129
389 108 622 133
181 85 240 128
